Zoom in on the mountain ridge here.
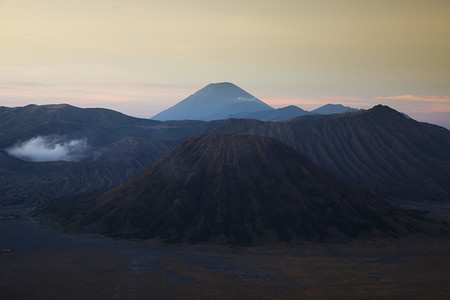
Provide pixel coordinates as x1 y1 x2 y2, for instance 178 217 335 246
41 134 419 245
1 103 449 210
214 105 450 203
151 83 359 121
310 103 358 115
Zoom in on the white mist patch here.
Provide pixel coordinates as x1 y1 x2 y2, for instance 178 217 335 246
237 97 257 102
6 136 90 162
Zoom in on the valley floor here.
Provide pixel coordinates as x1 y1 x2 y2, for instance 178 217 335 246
1 207 450 299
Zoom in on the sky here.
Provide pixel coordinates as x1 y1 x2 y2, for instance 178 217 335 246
1 0 449 128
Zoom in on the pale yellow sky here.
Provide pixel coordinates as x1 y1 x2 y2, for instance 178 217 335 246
1 0 449 127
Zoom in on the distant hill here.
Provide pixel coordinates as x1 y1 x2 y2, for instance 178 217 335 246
228 105 309 121
150 82 361 122
41 134 417 245
151 82 274 121
310 104 358 115
0 104 158 148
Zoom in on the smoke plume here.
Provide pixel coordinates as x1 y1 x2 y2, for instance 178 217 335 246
6 136 90 162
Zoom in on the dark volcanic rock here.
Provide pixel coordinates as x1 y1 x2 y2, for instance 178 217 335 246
0 137 179 206
44 134 414 245
214 105 450 203
0 105 219 205
2 103 450 209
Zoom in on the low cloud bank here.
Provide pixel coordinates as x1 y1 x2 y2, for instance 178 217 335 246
6 136 90 162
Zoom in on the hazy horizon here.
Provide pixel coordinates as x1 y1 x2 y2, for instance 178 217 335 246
1 1 449 128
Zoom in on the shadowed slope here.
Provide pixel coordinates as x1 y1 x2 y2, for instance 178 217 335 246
214 105 450 203
0 105 218 205
2 104 449 209
0 138 177 206
44 134 417 245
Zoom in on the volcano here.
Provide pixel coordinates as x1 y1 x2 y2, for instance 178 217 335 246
151 82 273 121
44 134 418 245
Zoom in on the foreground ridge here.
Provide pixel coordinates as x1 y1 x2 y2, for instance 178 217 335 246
42 134 422 245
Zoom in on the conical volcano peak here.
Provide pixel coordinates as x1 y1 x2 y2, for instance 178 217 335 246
49 133 415 245
190 82 259 103
202 82 256 97
152 82 273 121
204 82 238 88
200 82 245 90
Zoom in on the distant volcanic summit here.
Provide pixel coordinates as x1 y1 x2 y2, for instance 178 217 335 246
151 82 274 121
45 134 416 245
151 82 360 122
